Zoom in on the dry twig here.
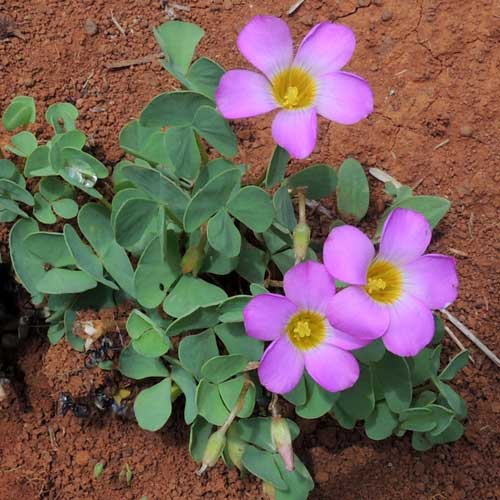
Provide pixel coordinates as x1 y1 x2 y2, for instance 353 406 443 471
444 325 475 364
106 52 164 70
110 11 126 36
287 0 305 15
441 309 500 368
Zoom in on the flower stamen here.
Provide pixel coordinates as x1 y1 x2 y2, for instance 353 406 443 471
272 67 316 110
286 310 326 351
365 260 402 304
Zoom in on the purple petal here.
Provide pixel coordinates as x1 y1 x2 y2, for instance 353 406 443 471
304 343 360 392
379 208 432 264
215 70 277 119
327 286 389 339
403 254 458 309
258 336 304 394
316 71 374 125
293 23 356 76
243 293 297 341
382 295 435 356
272 108 317 159
237 16 293 79
327 325 372 351
323 225 375 285
283 261 335 313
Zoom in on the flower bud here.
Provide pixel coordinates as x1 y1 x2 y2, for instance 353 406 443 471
262 481 276 500
181 245 204 276
271 416 294 471
293 221 311 262
198 429 226 475
226 429 246 471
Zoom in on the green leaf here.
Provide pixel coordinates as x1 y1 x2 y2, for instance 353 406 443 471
154 21 204 75
61 147 108 179
272 248 317 276
0 159 25 186
227 186 273 232
365 401 398 440
283 376 307 406
214 323 263 362
78 203 135 297
287 164 337 200
200 354 248 384
428 419 464 444
439 350 469 381
178 330 219 380
275 456 315 500
113 197 158 248
242 445 287 490
0 179 34 205
265 145 289 188
9 218 45 301
189 417 213 462
296 374 340 419
45 102 78 133
25 231 74 267
166 305 220 337
337 365 375 419
428 404 455 436
163 276 227 318
184 168 241 232
185 57 224 100
353 339 385 363
399 408 437 432
202 247 239 276
384 196 451 230
219 375 256 418
37 268 97 294
411 431 433 451
2 96 35 131
331 402 357 429
126 309 162 340
196 378 229 426
218 295 251 323
414 390 437 407
119 344 169 379
33 193 56 224
134 378 172 431
121 165 189 225
236 240 267 284
408 348 434 387
6 131 37 157
141 91 213 128
336 158 369 221
134 235 181 308
193 105 238 158
24 146 55 177
262 225 292 255
193 158 240 193
52 129 86 151
207 209 241 257
171 366 198 424
52 198 78 219
432 314 445 344
433 378 467 418
373 352 412 413
273 185 296 231
165 126 201 180
119 120 167 164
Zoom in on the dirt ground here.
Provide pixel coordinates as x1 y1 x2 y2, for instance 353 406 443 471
0 0 499 499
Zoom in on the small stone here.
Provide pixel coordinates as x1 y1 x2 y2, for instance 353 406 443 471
491 401 500 413
22 77 34 88
357 0 371 6
75 98 84 108
223 0 233 9
316 471 330 483
381 10 393 21
299 14 314 26
460 124 473 137
75 450 91 466
373 0 383 5
84 19 98 36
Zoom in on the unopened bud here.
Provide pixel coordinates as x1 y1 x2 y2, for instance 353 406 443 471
198 429 226 475
293 222 311 262
226 429 246 471
181 245 204 276
262 481 276 500
271 417 294 471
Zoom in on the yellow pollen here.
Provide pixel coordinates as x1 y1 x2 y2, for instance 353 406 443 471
365 260 403 304
286 311 326 351
272 67 317 110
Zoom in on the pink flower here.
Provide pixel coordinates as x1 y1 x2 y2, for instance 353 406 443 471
215 16 373 159
243 261 366 394
323 208 459 357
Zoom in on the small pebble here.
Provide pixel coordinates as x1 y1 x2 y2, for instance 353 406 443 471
316 471 330 484
84 19 98 36
299 14 314 27
223 0 233 9
373 0 383 4
381 10 393 21
357 0 371 6
460 124 473 137
75 450 91 466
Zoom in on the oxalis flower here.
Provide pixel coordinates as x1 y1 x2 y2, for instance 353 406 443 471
323 208 459 357
215 15 373 159
243 261 368 395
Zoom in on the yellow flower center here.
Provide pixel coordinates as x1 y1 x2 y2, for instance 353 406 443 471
286 310 326 351
272 67 317 110
365 260 403 304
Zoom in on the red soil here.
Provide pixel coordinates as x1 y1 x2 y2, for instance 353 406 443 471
1 0 499 499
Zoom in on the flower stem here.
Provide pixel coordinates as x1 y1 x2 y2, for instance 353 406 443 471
220 377 252 434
